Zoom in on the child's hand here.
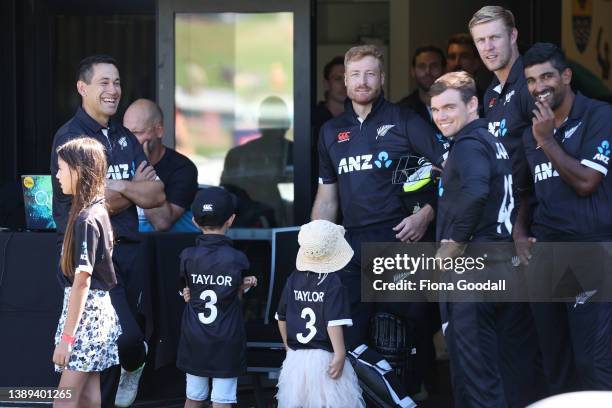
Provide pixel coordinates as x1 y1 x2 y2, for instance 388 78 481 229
241 276 258 292
52 342 71 369
328 353 345 379
182 287 191 302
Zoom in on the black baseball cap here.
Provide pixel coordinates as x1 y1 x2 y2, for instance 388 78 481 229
191 187 236 227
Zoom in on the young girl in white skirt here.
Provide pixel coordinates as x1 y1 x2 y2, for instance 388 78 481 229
276 220 364 408
52 137 121 407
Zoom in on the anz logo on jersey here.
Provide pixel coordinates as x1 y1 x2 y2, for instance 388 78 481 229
80 241 88 262
107 163 131 180
337 151 393 174
593 140 610 165
436 132 450 150
533 162 559 183
337 154 372 174
495 142 509 160
488 119 508 137
496 174 514 235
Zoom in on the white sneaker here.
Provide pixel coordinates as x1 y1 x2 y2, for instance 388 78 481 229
115 363 145 407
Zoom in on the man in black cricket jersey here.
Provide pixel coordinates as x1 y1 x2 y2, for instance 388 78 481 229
516 43 612 394
398 45 446 126
313 56 347 141
312 57 347 204
446 33 490 108
468 7 546 402
50 55 165 408
431 71 543 408
469 6 534 212
312 44 447 407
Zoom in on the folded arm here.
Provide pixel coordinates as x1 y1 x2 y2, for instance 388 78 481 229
143 202 185 231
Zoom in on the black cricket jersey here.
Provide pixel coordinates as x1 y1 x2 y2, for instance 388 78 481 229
62 199 116 290
275 270 352 352
437 119 514 242
51 107 148 241
318 95 448 228
398 90 433 126
177 234 250 378
483 57 534 197
520 93 612 241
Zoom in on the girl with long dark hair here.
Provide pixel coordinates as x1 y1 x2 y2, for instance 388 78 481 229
52 137 121 407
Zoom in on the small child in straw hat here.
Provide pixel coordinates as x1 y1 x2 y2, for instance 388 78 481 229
275 219 365 408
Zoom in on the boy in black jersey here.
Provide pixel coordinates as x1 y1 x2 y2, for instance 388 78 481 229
431 71 543 408
177 187 257 408
276 219 364 407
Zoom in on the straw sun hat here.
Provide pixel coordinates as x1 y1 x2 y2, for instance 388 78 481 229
296 220 354 274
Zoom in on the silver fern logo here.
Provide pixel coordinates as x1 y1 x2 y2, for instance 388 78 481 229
118 136 128 149
376 124 395 140
562 122 581 143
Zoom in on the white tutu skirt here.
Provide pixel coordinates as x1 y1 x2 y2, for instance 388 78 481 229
276 349 365 408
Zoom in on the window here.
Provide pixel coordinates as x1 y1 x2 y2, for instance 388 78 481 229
175 13 294 227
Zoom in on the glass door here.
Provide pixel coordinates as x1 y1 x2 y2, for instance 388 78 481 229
158 0 312 228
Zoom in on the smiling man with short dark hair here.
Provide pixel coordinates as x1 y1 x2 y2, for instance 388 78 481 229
51 54 164 408
516 42 612 394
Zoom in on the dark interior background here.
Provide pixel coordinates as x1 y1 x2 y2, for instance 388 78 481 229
1 0 560 195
